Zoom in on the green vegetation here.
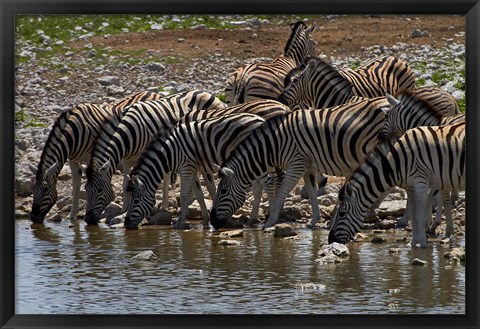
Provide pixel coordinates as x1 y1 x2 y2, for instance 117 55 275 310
216 93 227 103
15 109 47 128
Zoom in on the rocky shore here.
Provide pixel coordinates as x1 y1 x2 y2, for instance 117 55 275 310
14 15 466 242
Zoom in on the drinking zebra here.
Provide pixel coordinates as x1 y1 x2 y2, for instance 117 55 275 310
224 21 316 105
28 91 162 224
278 55 415 109
84 90 226 225
210 97 390 230
124 112 289 229
328 122 465 248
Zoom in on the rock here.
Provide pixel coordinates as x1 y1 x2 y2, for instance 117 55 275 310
378 219 396 230
219 229 243 239
316 254 341 265
109 213 126 226
131 250 158 261
146 62 165 72
412 258 428 266
147 210 173 225
444 247 465 262
97 76 120 86
294 283 326 291
319 242 350 258
218 239 240 246
47 213 62 223
371 236 387 243
187 199 212 219
411 29 423 38
278 206 304 222
15 175 33 197
103 202 123 221
150 24 163 30
389 248 401 254
376 200 406 218
273 223 297 237
353 232 367 242
106 85 125 96
177 38 186 43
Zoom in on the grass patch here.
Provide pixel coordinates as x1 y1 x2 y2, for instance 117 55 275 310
15 109 47 128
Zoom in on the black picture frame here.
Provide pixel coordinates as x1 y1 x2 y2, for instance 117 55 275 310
1 1 479 328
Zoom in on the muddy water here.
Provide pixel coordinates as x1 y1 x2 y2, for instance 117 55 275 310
15 219 465 314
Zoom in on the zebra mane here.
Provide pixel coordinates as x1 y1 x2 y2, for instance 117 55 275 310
283 21 308 55
339 140 395 200
394 89 445 120
35 108 73 180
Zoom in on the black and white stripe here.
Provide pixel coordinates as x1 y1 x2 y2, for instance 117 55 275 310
124 113 282 229
210 97 390 230
278 55 415 110
28 91 162 224
224 21 316 105
328 122 465 248
84 90 226 225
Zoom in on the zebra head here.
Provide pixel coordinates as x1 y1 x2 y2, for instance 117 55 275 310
284 21 316 65
124 175 155 229
210 167 247 230
29 162 58 223
84 160 115 225
278 58 315 108
328 182 364 244
378 93 402 142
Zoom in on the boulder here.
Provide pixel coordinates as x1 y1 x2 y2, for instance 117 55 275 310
147 210 173 225
273 223 297 237
131 250 158 261
411 258 428 266
318 242 350 258
217 239 240 246
219 229 243 239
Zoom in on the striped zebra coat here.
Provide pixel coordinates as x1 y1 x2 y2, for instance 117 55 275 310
210 97 390 230
379 88 464 236
84 90 226 225
328 122 465 248
124 113 282 230
28 91 162 224
224 21 316 105
278 55 415 110
380 88 463 142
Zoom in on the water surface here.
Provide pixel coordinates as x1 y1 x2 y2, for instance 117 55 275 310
15 219 465 314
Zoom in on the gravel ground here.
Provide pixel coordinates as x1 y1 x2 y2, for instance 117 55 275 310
14 15 466 241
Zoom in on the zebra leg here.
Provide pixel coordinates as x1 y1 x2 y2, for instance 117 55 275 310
173 172 195 230
203 172 217 200
305 173 321 229
263 167 305 229
67 161 82 225
192 173 210 229
442 191 454 238
397 196 413 228
246 180 262 227
121 160 132 212
428 190 443 236
411 182 430 248
160 172 172 210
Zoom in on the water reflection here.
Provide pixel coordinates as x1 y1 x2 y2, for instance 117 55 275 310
15 220 465 314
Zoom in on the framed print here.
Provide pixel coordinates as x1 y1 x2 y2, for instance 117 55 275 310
1 1 479 328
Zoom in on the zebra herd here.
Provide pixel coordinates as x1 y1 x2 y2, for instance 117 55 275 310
28 20 465 249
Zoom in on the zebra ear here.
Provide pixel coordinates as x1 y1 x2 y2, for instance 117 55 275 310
45 162 58 179
131 175 145 190
212 163 221 173
100 161 110 174
80 164 88 176
306 22 316 34
220 167 235 178
28 163 38 175
386 93 400 106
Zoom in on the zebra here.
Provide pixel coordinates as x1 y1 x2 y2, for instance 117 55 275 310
278 55 415 110
379 88 464 236
380 88 463 142
328 122 465 248
224 21 316 105
210 97 390 230
28 90 162 224
178 99 292 226
84 90 226 225
124 112 288 230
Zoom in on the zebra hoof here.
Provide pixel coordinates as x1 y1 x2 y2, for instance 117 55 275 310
173 222 191 230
